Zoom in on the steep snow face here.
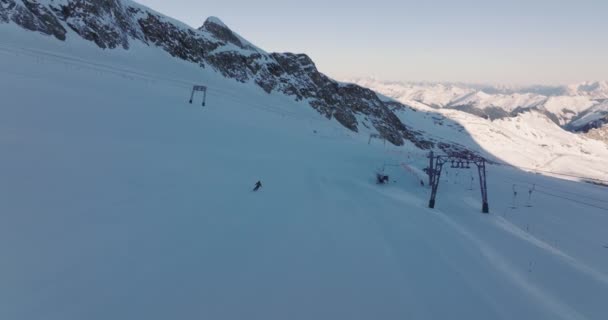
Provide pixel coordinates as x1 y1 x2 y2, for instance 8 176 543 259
351 78 608 133
0 0 427 147
2 21 608 320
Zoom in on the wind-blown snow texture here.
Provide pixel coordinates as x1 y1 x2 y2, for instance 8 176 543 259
2 2 608 320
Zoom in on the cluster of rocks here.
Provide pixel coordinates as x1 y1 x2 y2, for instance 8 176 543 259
1 0 67 40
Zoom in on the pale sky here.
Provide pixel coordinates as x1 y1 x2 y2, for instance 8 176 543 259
135 0 608 85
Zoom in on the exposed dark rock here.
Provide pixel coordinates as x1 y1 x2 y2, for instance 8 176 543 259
56 0 142 49
1 0 66 40
540 110 561 126
207 51 264 83
569 115 608 133
137 11 217 63
199 17 254 51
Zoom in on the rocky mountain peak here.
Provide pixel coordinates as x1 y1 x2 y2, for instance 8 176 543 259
199 16 252 50
202 16 228 29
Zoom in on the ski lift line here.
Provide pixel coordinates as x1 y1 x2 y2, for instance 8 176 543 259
206 91 297 117
514 183 608 204
498 162 608 185
3 47 479 166
503 177 608 204
4 43 482 148
207 90 332 124
534 185 608 204
16 42 323 124
169 75 331 124
0 44 166 79
205 90 337 127
534 190 608 212
14 42 603 176
0 44 290 112
0 44 195 89
508 182 608 210
535 186 608 205
206 90 301 118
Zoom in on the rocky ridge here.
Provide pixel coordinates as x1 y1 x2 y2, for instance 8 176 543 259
0 0 463 151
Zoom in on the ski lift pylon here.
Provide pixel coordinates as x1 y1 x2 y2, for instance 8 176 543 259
189 85 207 106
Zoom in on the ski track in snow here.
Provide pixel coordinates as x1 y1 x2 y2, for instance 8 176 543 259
492 216 608 286
429 210 588 320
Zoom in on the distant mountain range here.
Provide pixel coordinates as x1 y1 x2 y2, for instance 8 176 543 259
349 78 608 133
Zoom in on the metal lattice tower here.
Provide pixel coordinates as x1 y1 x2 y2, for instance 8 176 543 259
427 152 490 214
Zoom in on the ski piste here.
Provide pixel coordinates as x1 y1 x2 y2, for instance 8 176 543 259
1 2 608 319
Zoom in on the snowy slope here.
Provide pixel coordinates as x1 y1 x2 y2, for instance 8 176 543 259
351 78 474 108
391 103 608 181
0 0 421 147
2 6 608 320
356 79 608 180
448 91 547 114
543 96 597 125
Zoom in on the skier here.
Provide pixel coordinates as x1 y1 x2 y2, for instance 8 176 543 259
376 174 389 184
253 180 262 192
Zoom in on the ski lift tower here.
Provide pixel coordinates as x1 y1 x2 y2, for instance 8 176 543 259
427 152 490 213
189 85 207 106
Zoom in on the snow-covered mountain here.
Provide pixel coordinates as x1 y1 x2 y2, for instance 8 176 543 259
388 101 608 180
0 0 435 147
2 1 608 319
351 78 608 132
2 0 606 178
566 81 608 99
